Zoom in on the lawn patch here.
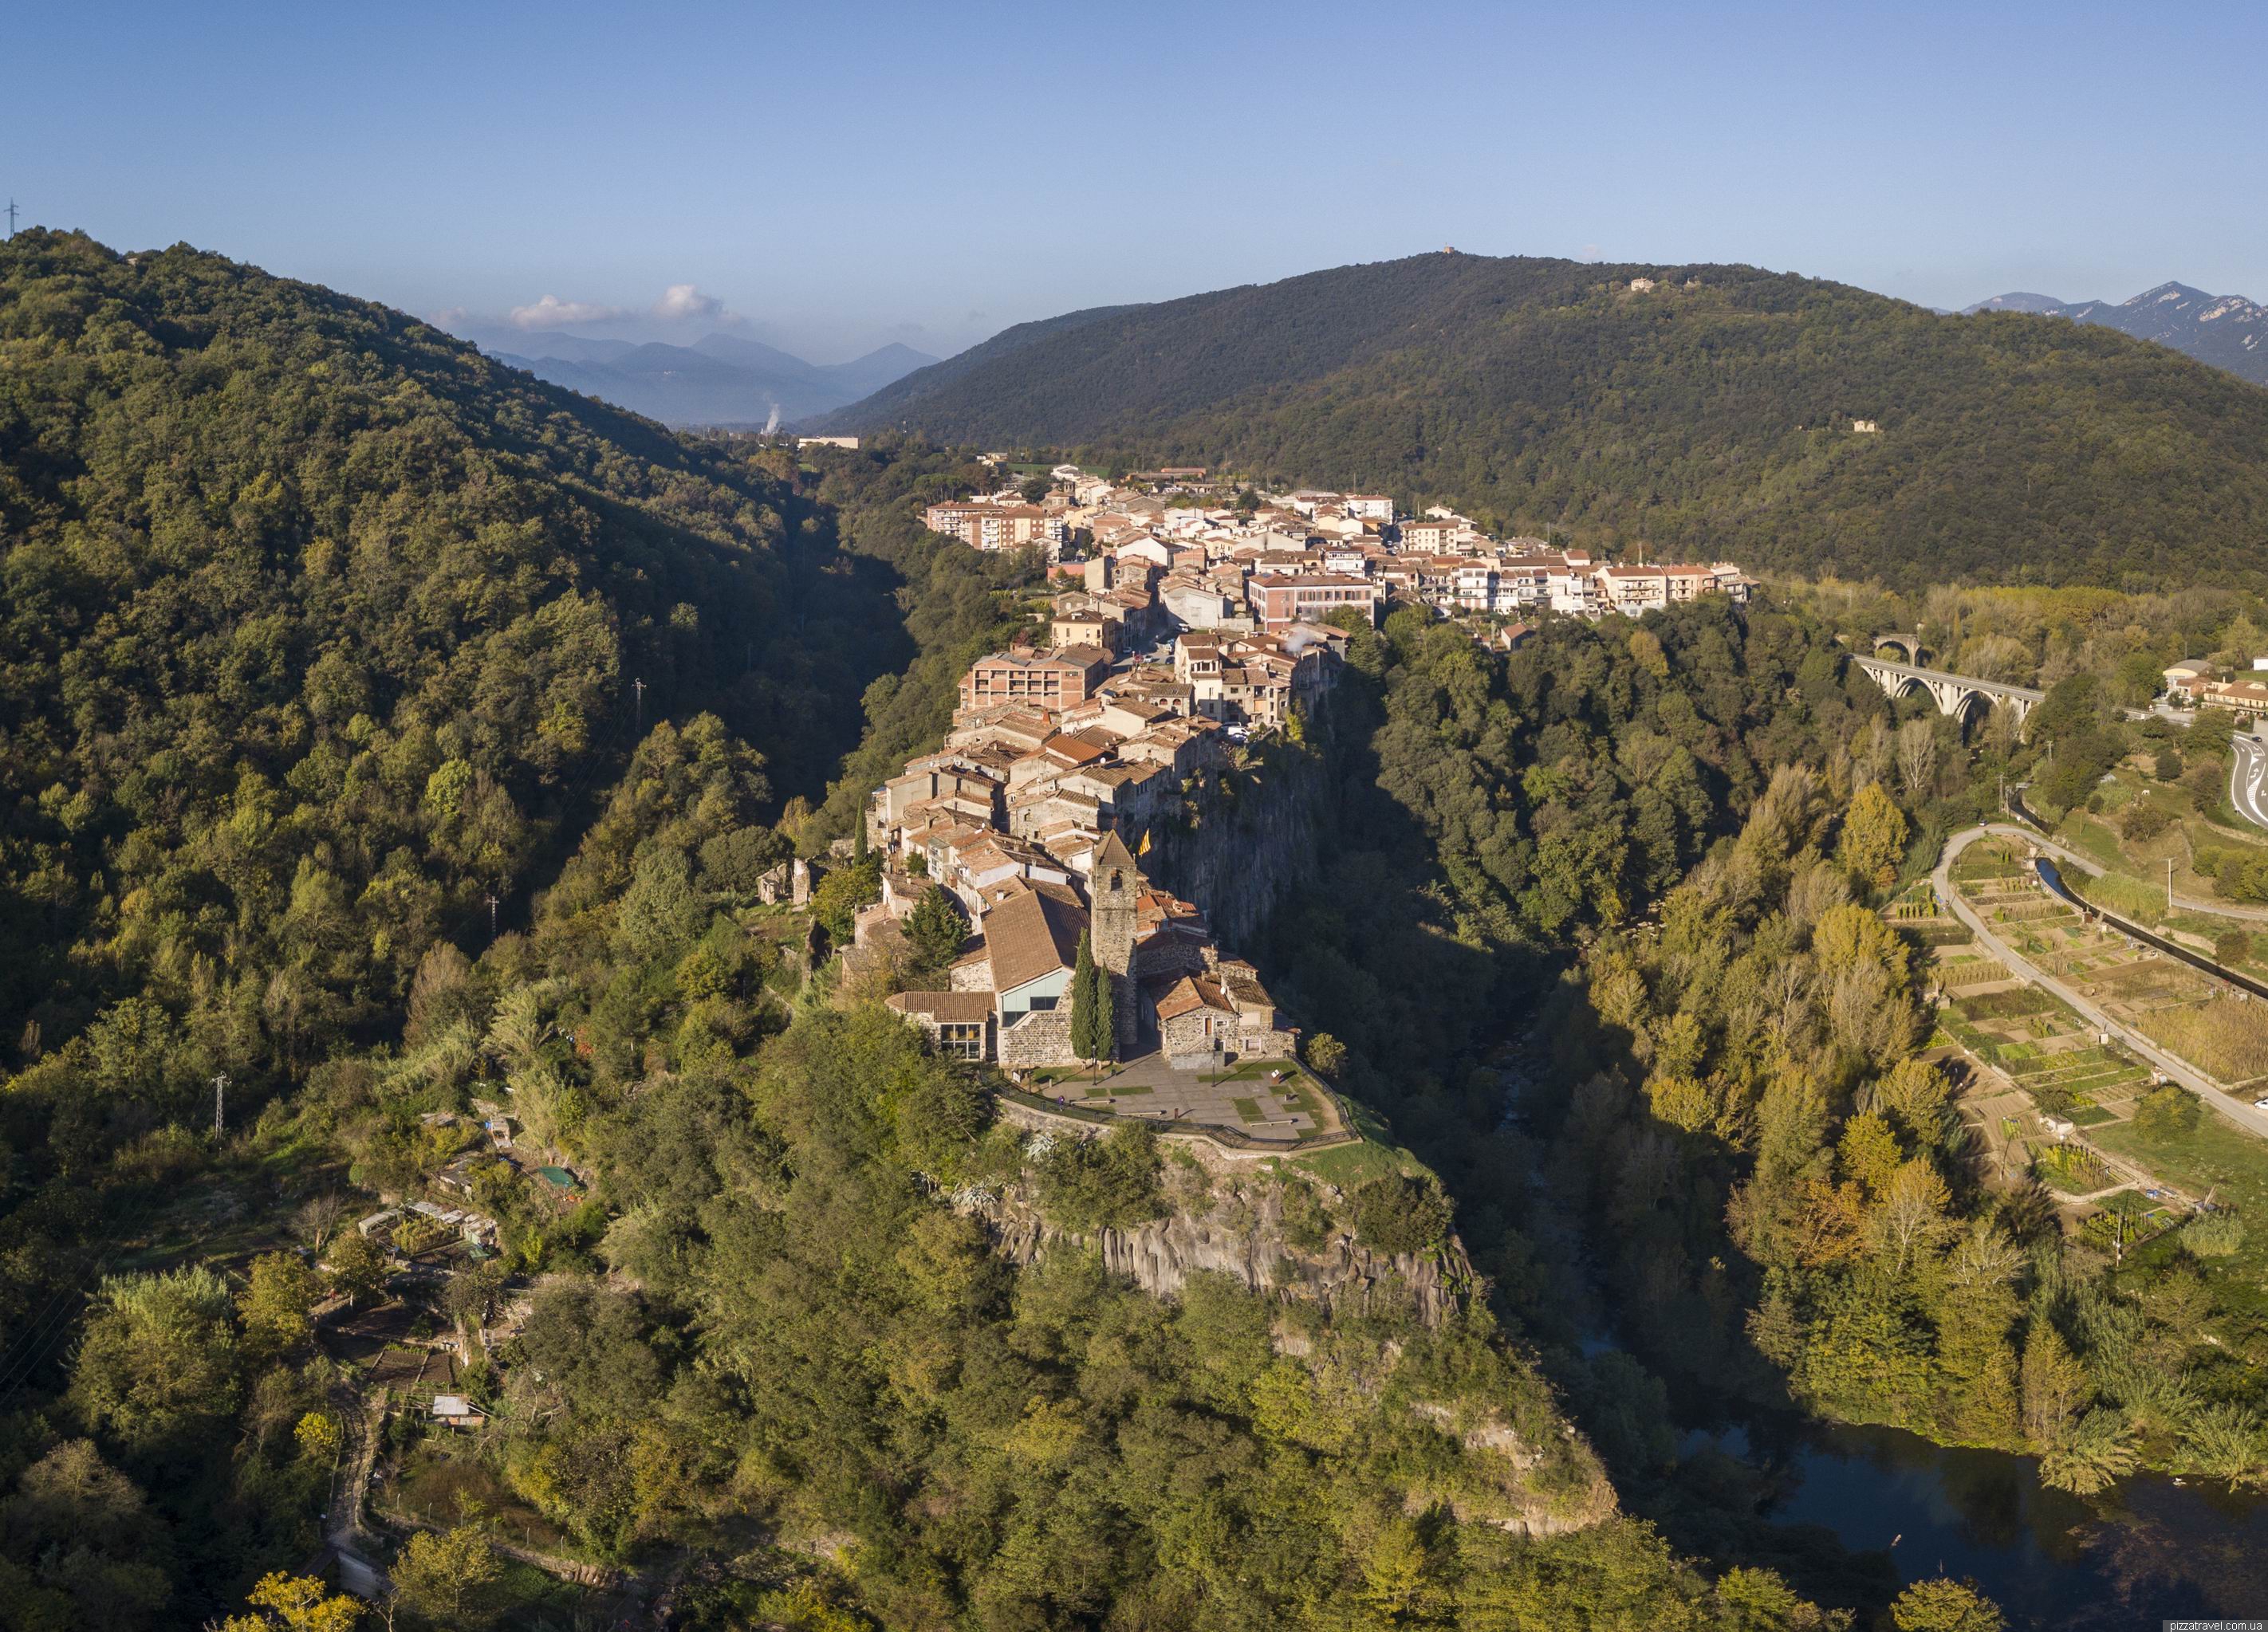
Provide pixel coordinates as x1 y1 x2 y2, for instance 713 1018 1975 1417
2093 1113 2268 1324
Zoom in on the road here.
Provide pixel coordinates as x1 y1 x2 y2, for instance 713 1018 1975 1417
1935 825 2268 1142
2232 732 2268 832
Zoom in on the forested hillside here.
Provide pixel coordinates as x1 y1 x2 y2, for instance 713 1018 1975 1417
0 230 910 1076
825 252 2268 591
0 234 924 1622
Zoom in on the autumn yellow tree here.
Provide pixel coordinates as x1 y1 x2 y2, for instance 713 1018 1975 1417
391 1524 502 1627
1890 1576 2006 1632
238 1251 320 1362
1836 779 1908 892
214 1571 360 1632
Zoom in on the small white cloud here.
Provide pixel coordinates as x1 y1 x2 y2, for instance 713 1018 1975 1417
510 294 628 330
653 283 729 323
427 305 472 328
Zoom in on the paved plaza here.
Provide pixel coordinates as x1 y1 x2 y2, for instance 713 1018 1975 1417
1018 1052 1329 1142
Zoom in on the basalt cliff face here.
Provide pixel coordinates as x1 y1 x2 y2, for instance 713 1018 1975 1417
1144 732 1331 950
957 1167 1471 1327
948 1149 1617 1537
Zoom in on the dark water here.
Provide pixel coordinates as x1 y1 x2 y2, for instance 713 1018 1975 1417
1703 1420 2268 1629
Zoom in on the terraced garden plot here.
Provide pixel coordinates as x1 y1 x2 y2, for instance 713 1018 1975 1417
2022 1047 2149 1099
1953 847 2027 883
1884 881 1943 919
1991 1038 2105 1080
2147 998 2268 1090
2081 1190 2181 1256
2074 955 2213 1008
1943 840 2263 1131
2034 1142 2113 1194
1951 986 2057 1021
2048 944 2268 1087
1932 954 2009 989
1940 981 2151 1119
1908 923 1976 948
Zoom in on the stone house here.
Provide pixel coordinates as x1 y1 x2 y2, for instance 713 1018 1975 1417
886 990 993 1062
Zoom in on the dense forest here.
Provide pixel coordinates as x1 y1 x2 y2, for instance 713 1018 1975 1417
0 230 932 1072
823 251 2268 592
0 234 2049 1630
0 238 963 1624
1530 770 2268 1493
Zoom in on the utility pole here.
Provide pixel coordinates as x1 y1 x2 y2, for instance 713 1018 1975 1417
211 1073 230 1138
632 677 645 733
485 892 500 939
2168 857 2175 916
4 201 17 238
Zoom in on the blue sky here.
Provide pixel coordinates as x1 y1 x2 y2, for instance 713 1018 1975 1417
11 1 2264 361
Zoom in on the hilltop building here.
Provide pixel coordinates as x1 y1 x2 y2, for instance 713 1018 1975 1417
920 476 1747 629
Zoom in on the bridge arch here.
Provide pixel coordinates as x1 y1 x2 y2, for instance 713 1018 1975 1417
1848 653 2041 735
1875 635 1927 665
1945 686 1994 731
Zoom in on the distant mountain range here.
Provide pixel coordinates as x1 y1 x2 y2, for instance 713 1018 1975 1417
1961 282 2268 386
819 251 2268 590
472 330 937 428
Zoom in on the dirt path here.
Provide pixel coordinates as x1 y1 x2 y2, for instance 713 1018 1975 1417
297 1382 390 1596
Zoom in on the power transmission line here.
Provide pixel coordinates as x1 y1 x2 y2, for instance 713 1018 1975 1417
0 1179 177 1398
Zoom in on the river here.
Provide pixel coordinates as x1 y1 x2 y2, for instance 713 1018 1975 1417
1694 1418 2268 1627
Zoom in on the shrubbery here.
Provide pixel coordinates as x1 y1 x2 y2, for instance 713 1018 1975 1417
2133 1084 2203 1138
1034 1123 1166 1233
1352 1174 1454 1255
2185 1209 2246 1258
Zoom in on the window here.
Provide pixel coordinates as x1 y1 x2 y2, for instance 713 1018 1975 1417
940 1022 986 1062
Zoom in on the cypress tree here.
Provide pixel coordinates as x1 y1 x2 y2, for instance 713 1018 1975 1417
1071 932 1100 1062
1090 956 1115 1064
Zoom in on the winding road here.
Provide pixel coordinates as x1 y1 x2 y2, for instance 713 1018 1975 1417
2232 732 2268 832
1934 825 2268 1142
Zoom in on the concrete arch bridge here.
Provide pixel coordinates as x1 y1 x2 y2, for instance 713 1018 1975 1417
1849 652 2041 729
